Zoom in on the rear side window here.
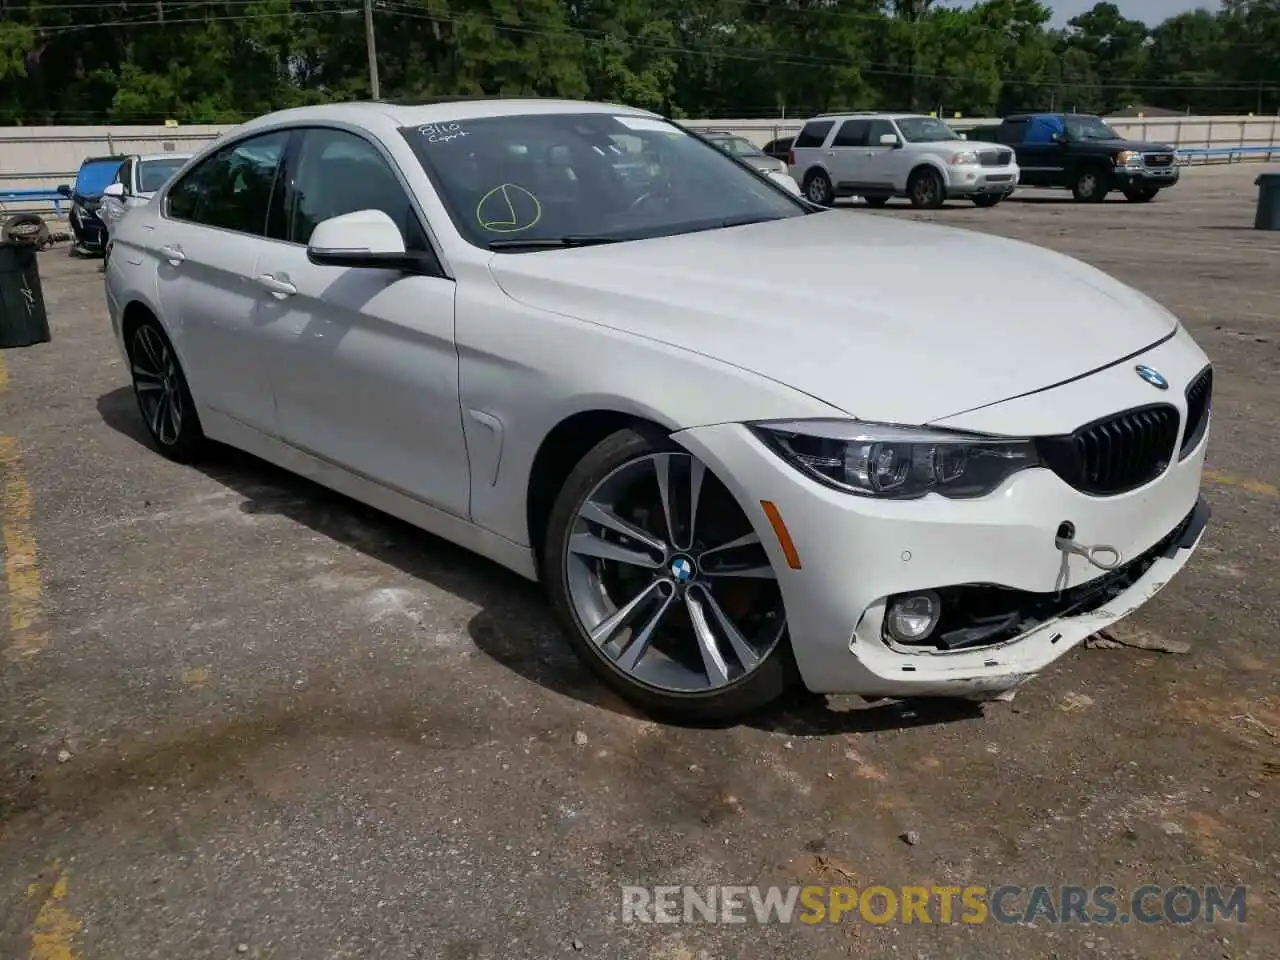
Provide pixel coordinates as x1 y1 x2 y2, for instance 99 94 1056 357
794 121 834 148
997 120 1029 144
831 120 869 147
166 130 289 236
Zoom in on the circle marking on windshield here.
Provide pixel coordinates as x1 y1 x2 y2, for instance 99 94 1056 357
476 183 543 234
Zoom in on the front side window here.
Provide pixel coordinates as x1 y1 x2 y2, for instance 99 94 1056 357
895 117 960 143
866 120 898 145
137 157 189 193
166 130 289 235
287 127 427 249
400 113 807 251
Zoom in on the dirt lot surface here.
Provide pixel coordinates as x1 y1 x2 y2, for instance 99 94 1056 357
2 165 1279 959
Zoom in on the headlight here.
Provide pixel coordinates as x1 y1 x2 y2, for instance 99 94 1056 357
749 419 1040 500
948 151 980 165
1115 150 1142 167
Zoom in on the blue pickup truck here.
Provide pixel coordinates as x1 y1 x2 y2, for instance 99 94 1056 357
967 113 1179 203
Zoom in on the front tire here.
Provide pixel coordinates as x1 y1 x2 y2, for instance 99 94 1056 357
543 427 794 722
908 168 945 209
1072 167 1110 202
127 316 206 463
1124 186 1159 202
971 194 1002 208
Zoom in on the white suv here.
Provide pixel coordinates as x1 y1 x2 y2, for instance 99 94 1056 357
789 112 1020 209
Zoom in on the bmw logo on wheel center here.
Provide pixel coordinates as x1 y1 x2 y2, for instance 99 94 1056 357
670 556 695 582
1135 364 1169 390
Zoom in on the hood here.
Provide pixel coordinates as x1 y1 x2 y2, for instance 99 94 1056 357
1079 138 1175 153
487 212 1178 426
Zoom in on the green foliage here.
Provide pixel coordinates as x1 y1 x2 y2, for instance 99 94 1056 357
0 0 1276 124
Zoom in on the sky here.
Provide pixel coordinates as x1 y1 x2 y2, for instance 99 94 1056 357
951 0 1222 26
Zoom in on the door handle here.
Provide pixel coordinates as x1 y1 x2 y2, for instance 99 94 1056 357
825 150 835 156
257 273 297 298
160 244 185 265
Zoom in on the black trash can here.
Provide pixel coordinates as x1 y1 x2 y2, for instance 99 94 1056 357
0 242 51 348
1256 173 1280 231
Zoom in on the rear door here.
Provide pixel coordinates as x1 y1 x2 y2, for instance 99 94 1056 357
153 129 293 433
255 126 469 517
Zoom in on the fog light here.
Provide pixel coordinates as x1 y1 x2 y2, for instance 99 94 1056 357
886 591 941 643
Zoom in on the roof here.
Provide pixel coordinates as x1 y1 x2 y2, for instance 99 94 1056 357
136 152 193 163
235 97 658 134
810 112 934 122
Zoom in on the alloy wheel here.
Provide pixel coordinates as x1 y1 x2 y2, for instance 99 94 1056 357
563 452 786 694
130 325 184 446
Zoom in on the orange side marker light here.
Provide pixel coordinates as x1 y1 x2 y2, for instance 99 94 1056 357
759 500 802 570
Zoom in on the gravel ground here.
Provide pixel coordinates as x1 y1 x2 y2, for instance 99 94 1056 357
1 164 1278 960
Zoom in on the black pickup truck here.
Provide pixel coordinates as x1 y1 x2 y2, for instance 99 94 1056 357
968 113 1180 203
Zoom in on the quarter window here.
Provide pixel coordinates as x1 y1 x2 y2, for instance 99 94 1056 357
287 128 426 250
165 131 289 235
794 121 834 148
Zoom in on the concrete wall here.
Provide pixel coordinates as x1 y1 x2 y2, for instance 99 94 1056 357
680 114 1280 152
1 114 1277 217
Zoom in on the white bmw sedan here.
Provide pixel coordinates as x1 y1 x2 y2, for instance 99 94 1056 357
105 98 1212 722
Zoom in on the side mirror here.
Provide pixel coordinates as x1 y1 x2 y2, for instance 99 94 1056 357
958 133 968 141
1051 132 1068 144
879 133 901 147
56 184 71 197
306 209 432 273
103 183 126 199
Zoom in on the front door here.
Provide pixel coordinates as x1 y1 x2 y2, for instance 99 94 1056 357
827 119 871 193
257 126 469 518
153 129 293 434
860 119 903 188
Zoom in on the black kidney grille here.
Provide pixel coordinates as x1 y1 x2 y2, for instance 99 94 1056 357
1180 365 1213 459
1036 405 1180 496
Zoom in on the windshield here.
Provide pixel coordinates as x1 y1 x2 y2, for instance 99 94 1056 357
138 157 189 193
710 135 764 158
1064 116 1121 141
74 158 124 197
896 117 961 143
400 113 806 250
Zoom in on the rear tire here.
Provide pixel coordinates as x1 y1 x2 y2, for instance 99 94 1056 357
1123 186 1159 203
908 168 945 209
1071 167 1110 202
126 315 207 463
543 426 795 723
803 169 834 207
971 194 1002 208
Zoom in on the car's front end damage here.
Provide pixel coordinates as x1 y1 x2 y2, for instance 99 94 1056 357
674 328 1212 701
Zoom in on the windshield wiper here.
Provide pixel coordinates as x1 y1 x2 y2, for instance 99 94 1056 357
487 236 625 250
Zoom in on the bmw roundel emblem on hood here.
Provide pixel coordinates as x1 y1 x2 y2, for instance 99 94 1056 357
1135 365 1169 390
